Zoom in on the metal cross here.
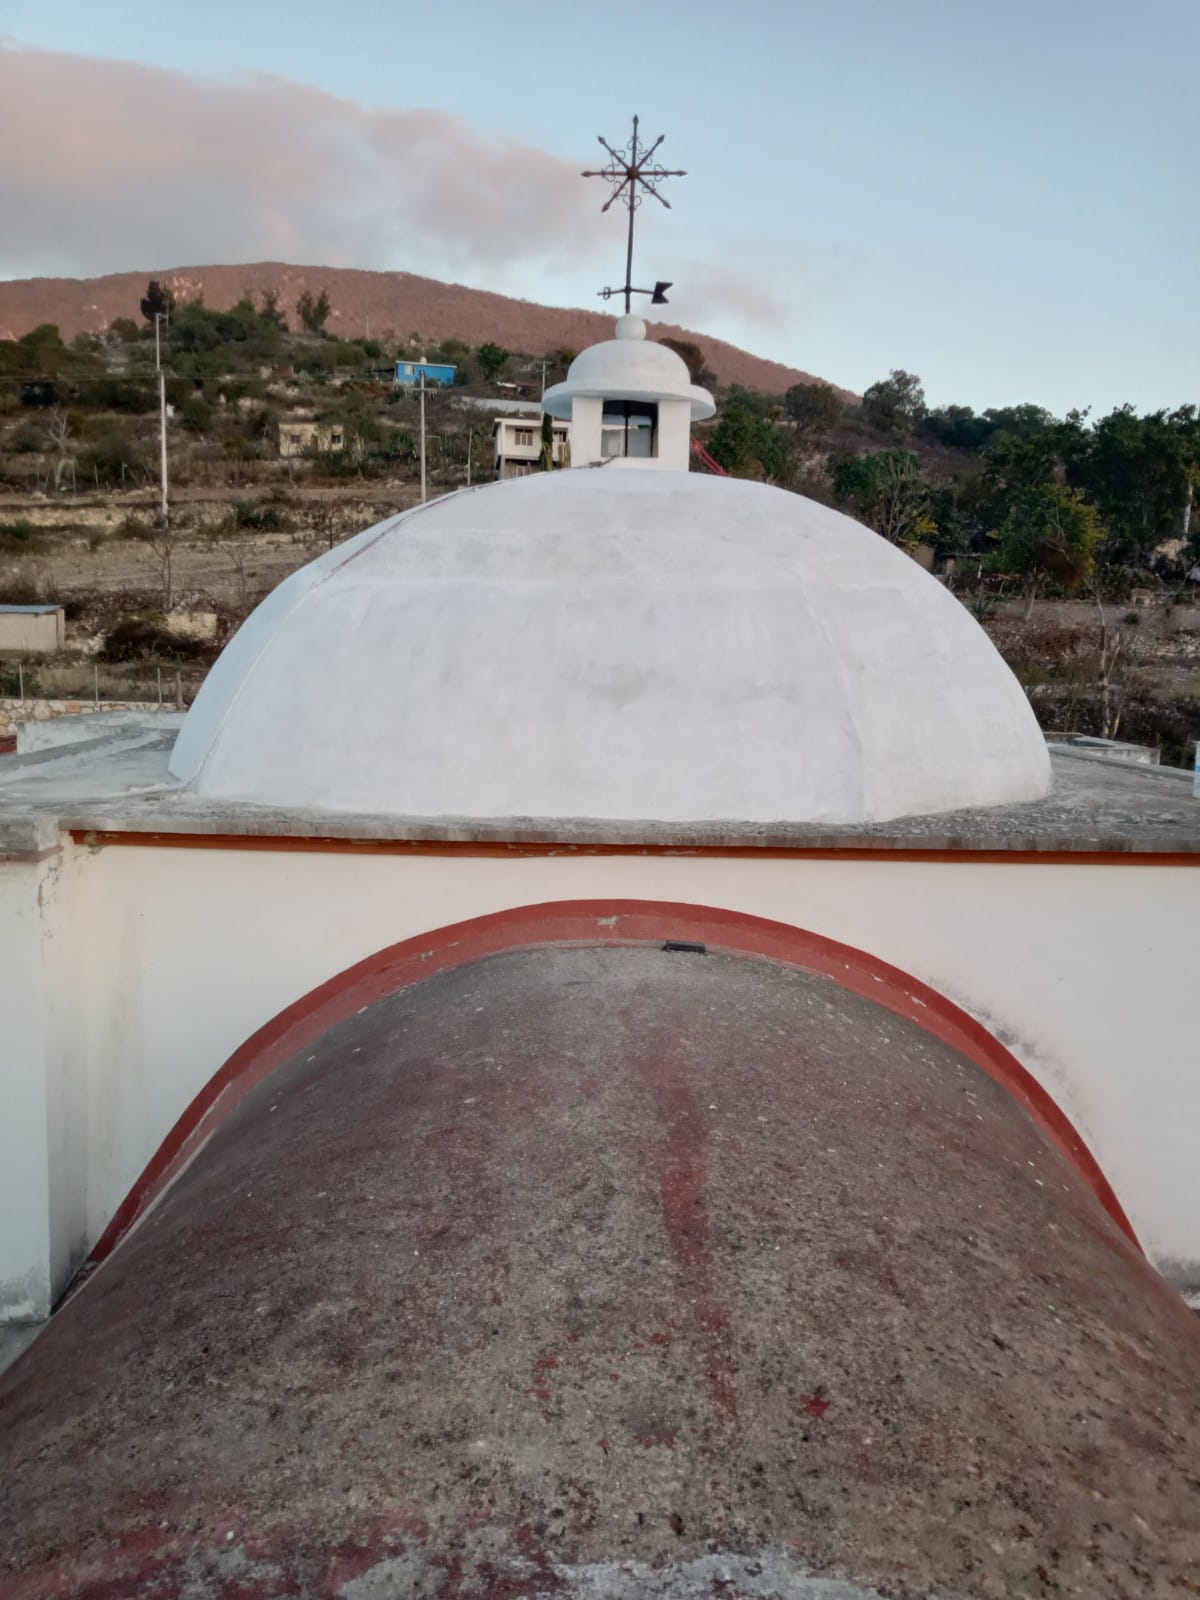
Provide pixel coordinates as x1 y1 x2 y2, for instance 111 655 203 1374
583 115 684 313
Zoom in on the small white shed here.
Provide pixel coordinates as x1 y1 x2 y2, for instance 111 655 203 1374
0 605 66 656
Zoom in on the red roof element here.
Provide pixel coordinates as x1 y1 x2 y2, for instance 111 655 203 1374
4 933 1197 1597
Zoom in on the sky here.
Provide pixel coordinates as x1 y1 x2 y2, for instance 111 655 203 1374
0 0 1196 414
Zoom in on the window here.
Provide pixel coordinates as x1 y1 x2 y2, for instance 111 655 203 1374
514 428 534 447
601 401 657 459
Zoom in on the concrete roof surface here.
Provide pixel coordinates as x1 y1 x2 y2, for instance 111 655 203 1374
0 729 1197 856
3 946 1198 1598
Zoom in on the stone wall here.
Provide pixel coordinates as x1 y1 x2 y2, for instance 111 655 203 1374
0 698 176 740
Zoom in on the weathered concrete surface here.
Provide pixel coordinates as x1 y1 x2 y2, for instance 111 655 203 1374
2 947 1199 1598
0 1320 44 1377
0 738 1198 857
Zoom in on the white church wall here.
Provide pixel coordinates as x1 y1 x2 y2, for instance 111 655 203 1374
0 855 57 1322
12 841 1193 1318
565 396 603 464
655 398 693 471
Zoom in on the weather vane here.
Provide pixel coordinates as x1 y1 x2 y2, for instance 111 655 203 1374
583 115 684 314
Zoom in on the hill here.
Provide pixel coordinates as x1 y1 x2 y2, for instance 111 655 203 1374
0 262 850 399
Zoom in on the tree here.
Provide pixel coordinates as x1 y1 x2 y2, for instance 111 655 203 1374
979 408 1087 543
539 412 555 472
1073 406 1199 568
259 290 288 330
921 404 995 451
107 317 141 344
658 337 714 387
132 515 180 611
990 483 1101 621
707 390 792 482
859 369 926 436
784 381 842 432
17 323 64 350
296 288 331 334
139 280 176 322
828 449 931 547
45 408 74 494
477 342 509 382
209 517 257 612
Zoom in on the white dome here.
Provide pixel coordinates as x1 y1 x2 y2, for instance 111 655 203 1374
169 471 1051 823
542 326 715 421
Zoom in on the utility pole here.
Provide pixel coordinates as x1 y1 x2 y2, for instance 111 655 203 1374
155 311 168 526
159 369 169 527
419 370 427 503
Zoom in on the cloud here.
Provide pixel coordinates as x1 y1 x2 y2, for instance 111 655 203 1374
668 264 789 332
0 42 611 282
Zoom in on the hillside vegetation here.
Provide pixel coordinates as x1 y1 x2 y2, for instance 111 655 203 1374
0 263 844 397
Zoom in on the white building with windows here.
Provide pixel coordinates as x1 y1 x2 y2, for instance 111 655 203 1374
492 413 571 478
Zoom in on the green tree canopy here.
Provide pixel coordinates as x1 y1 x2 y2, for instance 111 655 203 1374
828 448 932 547
658 337 713 387
784 381 842 432
990 483 1102 617
139 280 176 322
707 390 791 482
1072 406 1199 567
258 290 288 330
477 342 510 382
296 288 332 334
860 369 926 437
17 323 64 350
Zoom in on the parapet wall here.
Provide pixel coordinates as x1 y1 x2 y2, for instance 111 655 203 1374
0 699 175 745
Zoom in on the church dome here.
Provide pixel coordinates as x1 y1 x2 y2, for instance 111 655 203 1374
169 469 1050 823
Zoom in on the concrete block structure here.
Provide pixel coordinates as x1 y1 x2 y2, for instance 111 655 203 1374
277 418 344 458
0 604 64 656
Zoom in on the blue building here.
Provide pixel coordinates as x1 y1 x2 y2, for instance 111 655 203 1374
394 359 457 387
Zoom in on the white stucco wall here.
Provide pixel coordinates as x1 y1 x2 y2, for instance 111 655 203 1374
0 609 64 655
2 840 1195 1323
0 849 78 1322
566 395 604 465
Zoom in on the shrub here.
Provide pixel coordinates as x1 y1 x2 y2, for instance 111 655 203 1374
179 395 212 432
293 350 332 380
0 576 45 605
0 663 39 696
78 428 147 488
233 499 288 532
99 614 211 663
10 425 43 454
78 375 158 413
0 518 37 540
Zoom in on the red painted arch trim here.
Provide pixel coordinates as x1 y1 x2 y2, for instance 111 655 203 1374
83 899 1141 1277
